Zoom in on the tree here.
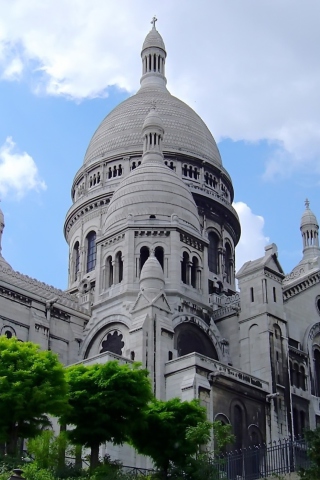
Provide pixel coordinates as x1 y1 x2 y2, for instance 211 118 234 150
299 428 320 480
130 397 210 478
0 336 68 455
61 361 152 470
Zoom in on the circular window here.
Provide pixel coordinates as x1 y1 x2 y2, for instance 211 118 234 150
316 296 320 314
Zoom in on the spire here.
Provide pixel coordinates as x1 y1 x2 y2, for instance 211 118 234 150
300 199 320 260
141 105 165 163
140 19 167 89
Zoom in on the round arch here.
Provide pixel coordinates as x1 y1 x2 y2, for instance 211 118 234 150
174 322 218 360
81 314 131 359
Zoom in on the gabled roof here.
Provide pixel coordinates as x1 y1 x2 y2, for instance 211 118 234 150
237 243 284 279
0 264 89 315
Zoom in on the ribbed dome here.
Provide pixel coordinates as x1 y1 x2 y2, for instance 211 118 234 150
142 27 166 51
104 159 201 234
83 87 222 167
301 199 318 228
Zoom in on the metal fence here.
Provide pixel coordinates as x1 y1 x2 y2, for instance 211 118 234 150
210 437 310 480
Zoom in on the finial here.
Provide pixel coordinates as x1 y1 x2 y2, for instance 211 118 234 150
151 15 157 29
305 198 310 209
150 247 155 257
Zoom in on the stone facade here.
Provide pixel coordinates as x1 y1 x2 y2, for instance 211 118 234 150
1 22 320 465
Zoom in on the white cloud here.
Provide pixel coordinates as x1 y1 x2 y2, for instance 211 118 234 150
234 202 269 271
0 1 320 176
2 57 23 80
0 137 46 198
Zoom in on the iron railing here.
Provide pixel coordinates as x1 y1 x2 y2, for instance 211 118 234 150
210 437 310 480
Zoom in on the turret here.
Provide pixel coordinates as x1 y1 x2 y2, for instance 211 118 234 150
300 199 320 260
140 17 167 89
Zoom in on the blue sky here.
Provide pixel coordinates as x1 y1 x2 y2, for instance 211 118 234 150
0 0 320 289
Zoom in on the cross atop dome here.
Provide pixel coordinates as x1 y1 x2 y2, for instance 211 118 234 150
151 15 157 29
305 198 310 209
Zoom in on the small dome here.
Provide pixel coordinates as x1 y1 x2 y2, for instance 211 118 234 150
300 199 319 229
143 107 164 132
104 159 201 234
140 252 165 291
142 26 166 52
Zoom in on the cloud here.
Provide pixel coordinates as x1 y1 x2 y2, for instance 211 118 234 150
234 202 269 271
0 1 320 177
0 137 46 198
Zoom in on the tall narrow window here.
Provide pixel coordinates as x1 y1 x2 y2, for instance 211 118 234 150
115 251 123 283
250 287 254 302
208 232 219 273
225 243 232 283
191 256 198 288
86 231 96 272
181 252 189 284
314 349 320 396
106 256 113 288
273 286 277 302
140 246 149 274
73 241 80 281
155 246 164 270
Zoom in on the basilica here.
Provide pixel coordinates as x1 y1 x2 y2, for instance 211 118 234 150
1 22 320 460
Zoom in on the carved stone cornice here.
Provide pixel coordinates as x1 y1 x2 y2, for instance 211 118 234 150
283 271 320 301
135 230 170 238
180 233 203 251
0 286 32 305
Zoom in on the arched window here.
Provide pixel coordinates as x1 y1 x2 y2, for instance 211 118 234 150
106 256 113 288
191 256 199 288
181 252 189 284
314 349 320 396
115 251 123 283
208 232 219 273
155 246 164 270
86 231 96 272
140 246 149 274
73 241 80 282
225 242 232 283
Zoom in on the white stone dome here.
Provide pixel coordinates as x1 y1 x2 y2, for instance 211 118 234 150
104 159 201 234
301 200 318 229
140 252 165 291
142 27 166 51
83 87 222 167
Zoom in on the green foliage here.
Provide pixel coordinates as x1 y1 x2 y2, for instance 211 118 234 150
212 420 234 453
23 463 56 480
62 361 153 469
0 336 68 455
299 428 320 479
130 398 209 476
27 430 69 471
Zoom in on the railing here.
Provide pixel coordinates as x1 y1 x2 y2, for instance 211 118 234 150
210 437 310 480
